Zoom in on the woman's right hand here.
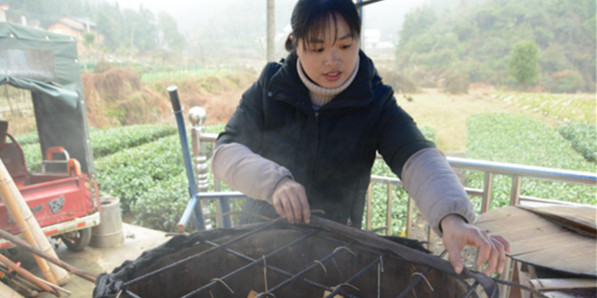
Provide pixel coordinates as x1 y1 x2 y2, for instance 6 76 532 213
271 177 310 224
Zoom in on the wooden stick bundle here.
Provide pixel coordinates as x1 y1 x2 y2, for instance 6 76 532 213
0 162 57 285
0 161 70 285
0 253 58 296
0 229 96 282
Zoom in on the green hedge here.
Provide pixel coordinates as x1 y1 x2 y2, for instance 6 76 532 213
558 122 596 162
18 124 176 172
14 132 39 146
90 124 176 158
131 173 188 231
95 134 185 212
467 113 596 207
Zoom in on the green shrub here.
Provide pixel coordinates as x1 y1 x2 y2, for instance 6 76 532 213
90 124 176 158
547 70 585 93
21 143 42 172
467 113 596 206
14 133 39 146
20 124 177 171
131 173 188 231
508 41 540 86
95 134 185 211
441 70 469 94
558 122 596 162
377 68 420 93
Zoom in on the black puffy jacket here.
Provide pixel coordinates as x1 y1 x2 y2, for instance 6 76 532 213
216 50 434 227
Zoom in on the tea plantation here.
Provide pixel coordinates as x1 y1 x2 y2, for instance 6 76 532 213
15 110 596 232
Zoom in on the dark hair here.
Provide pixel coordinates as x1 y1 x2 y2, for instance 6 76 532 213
285 0 361 52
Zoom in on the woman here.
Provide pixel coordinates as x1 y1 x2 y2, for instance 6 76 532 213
212 0 509 276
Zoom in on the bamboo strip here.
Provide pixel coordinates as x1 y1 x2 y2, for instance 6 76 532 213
0 161 57 286
0 229 96 282
0 253 58 296
0 160 70 285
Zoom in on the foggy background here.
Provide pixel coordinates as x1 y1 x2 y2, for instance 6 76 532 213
114 0 429 64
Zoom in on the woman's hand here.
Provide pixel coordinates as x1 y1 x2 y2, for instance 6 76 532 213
440 214 511 276
271 177 310 224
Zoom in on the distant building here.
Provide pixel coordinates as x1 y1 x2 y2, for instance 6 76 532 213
47 16 103 53
363 28 395 51
0 1 8 22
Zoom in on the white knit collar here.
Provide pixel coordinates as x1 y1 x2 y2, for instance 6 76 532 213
296 56 360 108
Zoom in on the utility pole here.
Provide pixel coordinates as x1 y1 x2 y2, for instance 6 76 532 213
266 0 275 62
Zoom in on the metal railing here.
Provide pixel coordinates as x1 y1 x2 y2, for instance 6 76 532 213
184 110 596 236
176 106 596 297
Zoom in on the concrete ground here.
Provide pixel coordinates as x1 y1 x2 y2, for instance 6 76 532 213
14 223 168 297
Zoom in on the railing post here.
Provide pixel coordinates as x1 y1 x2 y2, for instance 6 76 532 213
168 87 205 231
406 196 413 238
189 107 230 229
481 172 493 213
510 175 522 206
189 107 208 193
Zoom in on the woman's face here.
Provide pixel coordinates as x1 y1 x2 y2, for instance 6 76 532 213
296 14 360 89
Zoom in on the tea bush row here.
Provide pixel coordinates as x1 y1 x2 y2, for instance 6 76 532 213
467 113 596 207
95 134 185 212
90 124 176 157
558 122 596 162
493 92 595 123
19 124 176 170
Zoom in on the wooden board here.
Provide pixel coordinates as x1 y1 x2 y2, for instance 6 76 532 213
519 205 596 238
475 206 597 277
529 278 597 290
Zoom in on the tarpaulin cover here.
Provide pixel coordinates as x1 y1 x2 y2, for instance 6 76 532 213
0 22 94 175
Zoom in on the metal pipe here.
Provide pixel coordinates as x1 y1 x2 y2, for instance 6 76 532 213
182 231 316 297
122 219 280 288
324 257 381 298
448 156 597 185
200 239 360 297
481 172 493 213
168 86 205 231
263 243 356 295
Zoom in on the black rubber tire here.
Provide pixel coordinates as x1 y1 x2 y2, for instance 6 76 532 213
61 228 92 252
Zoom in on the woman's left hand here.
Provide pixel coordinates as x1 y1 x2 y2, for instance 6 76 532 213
440 214 511 276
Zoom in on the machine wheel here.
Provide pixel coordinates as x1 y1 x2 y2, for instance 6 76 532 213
61 228 91 251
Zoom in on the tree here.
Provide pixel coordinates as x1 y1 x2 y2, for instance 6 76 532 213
508 41 540 85
84 32 95 48
158 12 185 52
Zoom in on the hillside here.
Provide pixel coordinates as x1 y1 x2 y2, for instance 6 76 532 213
396 0 596 92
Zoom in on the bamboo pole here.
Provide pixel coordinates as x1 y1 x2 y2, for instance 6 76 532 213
0 253 58 296
0 279 24 298
0 229 96 282
0 160 70 285
0 265 41 297
0 161 58 286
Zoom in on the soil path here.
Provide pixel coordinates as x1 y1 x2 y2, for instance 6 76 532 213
398 86 525 154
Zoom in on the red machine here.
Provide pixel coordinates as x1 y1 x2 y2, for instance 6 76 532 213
0 124 99 251
0 23 100 251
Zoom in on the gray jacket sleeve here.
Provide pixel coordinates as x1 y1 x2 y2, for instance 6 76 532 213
211 142 293 203
401 147 476 236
